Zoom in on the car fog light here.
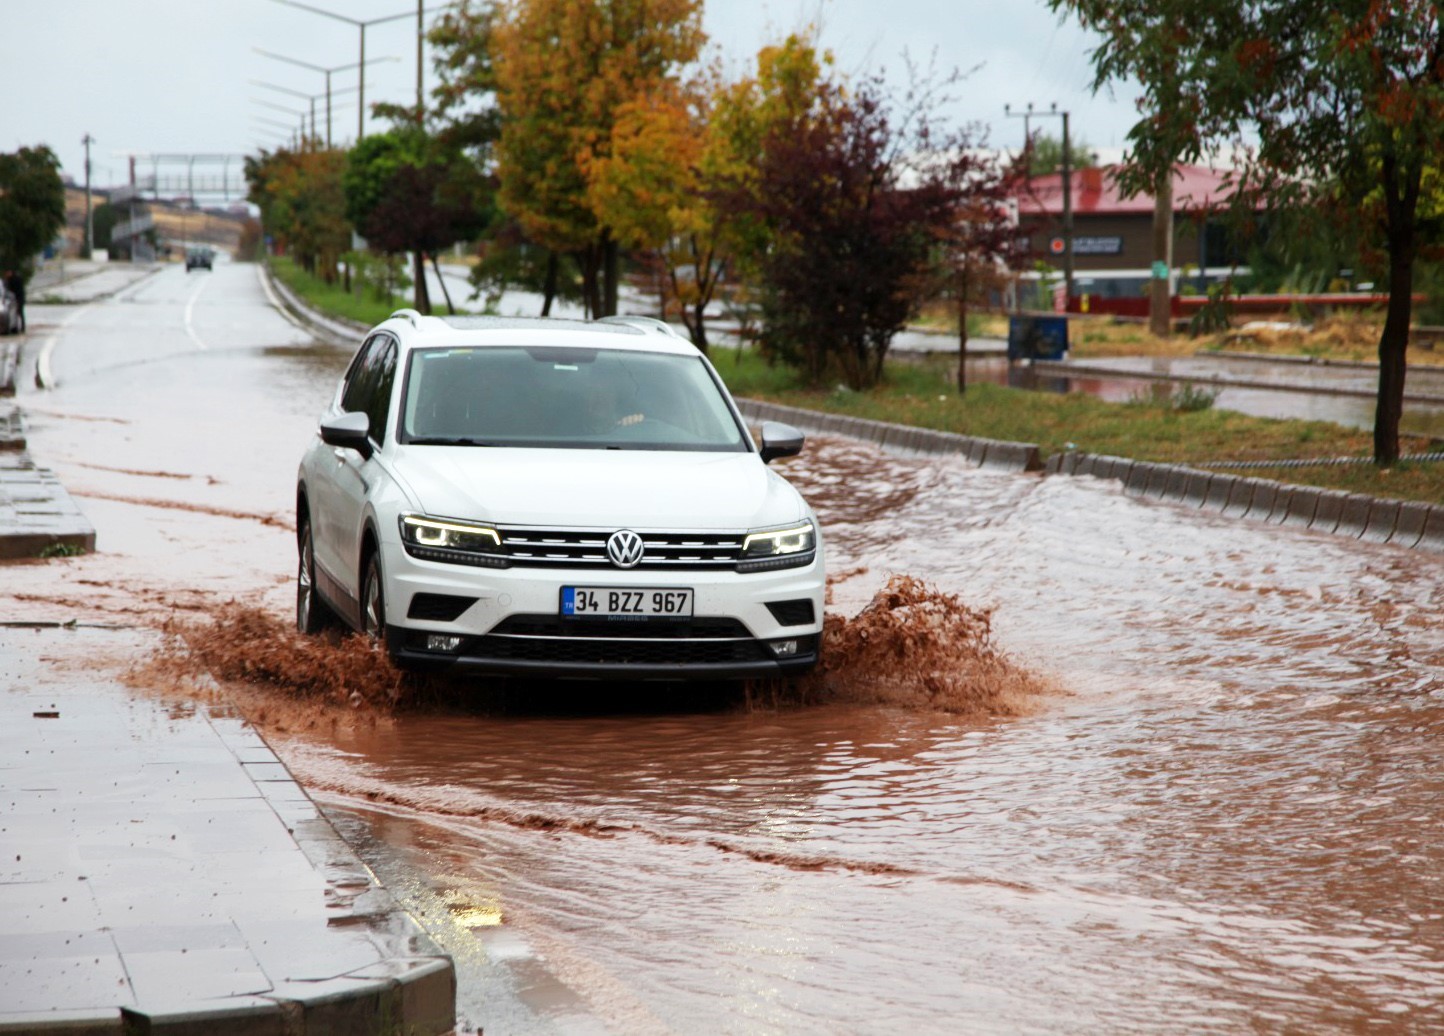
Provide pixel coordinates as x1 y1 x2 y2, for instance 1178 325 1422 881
425 634 465 653
770 639 799 658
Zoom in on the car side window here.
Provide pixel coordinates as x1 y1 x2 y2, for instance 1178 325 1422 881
341 335 384 416
368 339 398 444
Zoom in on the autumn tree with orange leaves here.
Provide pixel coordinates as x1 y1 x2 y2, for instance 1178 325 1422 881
1053 0 1444 465
489 0 705 319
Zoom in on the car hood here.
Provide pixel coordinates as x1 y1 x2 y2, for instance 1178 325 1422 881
392 447 807 530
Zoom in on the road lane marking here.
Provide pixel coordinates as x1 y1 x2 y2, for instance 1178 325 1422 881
256 263 306 330
183 274 210 350
36 302 98 389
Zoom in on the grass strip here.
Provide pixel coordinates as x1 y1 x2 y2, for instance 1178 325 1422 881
269 256 399 330
710 349 1444 505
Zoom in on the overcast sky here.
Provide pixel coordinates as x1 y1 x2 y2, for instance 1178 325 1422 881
2 0 1141 192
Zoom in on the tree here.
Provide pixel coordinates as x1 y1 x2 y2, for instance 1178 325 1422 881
1026 132 1097 177
584 75 731 349
245 147 350 281
0 145 66 275
729 72 967 389
1052 0 1444 466
936 150 1030 392
490 0 705 318
343 128 492 314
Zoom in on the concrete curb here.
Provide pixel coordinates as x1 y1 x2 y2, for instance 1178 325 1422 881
259 264 369 345
735 398 1043 473
1062 450 1444 553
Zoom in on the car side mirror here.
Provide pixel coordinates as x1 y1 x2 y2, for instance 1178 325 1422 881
759 420 805 464
320 411 373 460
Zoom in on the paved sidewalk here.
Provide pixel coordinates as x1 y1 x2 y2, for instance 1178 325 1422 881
0 628 455 1034
1 277 456 1033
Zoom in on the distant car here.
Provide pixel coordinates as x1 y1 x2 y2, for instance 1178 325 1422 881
0 284 17 334
185 248 212 271
295 312 825 680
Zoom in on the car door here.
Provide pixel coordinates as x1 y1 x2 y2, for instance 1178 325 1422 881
327 333 399 607
311 334 386 611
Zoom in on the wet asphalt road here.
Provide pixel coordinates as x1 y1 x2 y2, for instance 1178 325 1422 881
7 260 1444 1034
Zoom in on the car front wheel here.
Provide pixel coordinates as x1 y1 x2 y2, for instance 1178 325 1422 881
296 514 334 634
361 550 386 641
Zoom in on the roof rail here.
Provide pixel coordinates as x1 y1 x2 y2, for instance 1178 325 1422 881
597 315 686 339
388 308 423 328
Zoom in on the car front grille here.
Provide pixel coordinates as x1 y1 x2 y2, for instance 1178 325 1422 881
474 636 776 666
491 615 752 639
471 613 777 665
497 527 744 569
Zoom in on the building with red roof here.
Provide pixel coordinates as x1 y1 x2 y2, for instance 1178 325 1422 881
1014 163 1246 305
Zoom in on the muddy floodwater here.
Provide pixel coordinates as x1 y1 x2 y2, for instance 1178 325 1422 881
8 266 1444 1033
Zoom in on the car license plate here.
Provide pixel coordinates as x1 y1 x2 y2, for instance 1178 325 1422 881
561 587 694 619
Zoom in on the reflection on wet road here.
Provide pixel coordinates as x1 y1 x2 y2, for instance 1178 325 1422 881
10 263 1444 1032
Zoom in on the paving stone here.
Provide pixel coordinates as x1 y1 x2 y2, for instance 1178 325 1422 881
1389 501 1431 548
1243 480 1281 520
1280 486 1321 527
1103 456 1134 483
1222 478 1257 517
1358 499 1400 543
1204 473 1238 512
1309 489 1350 533
1332 493 1373 538
1416 505 1444 553
1123 461 1155 494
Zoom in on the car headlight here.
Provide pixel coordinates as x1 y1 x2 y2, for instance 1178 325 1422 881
737 522 816 572
399 514 507 567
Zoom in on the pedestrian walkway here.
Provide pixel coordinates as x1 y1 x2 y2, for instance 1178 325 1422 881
0 278 456 1033
0 629 455 1033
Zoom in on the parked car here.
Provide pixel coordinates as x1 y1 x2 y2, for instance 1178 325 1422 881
0 284 17 334
185 248 212 271
295 312 825 680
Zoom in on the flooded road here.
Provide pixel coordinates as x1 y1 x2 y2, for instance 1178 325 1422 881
8 263 1444 1033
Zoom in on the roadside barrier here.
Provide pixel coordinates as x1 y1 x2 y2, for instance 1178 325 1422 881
735 398 1044 473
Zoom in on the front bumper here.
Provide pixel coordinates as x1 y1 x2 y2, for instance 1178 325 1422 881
380 537 825 680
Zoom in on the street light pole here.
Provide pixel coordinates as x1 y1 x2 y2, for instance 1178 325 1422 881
266 1 438 139
254 48 397 148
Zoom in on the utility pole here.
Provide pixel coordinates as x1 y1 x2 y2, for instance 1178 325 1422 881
1005 102 1074 309
1058 106 1074 306
82 133 94 258
416 0 424 123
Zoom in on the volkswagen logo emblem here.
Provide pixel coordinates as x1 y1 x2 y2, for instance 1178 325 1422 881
606 529 645 569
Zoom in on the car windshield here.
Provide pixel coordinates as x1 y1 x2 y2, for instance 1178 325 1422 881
400 345 749 451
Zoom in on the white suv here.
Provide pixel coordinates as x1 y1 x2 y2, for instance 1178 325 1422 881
296 312 824 680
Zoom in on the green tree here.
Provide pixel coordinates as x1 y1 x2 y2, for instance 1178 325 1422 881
1026 132 1097 176
490 0 705 318
1052 0 1444 465
0 145 66 275
343 128 492 314
245 147 351 281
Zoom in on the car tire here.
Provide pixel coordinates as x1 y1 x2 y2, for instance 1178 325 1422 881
361 549 386 641
296 514 335 634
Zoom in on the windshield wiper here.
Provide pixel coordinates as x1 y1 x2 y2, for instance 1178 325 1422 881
406 436 500 447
